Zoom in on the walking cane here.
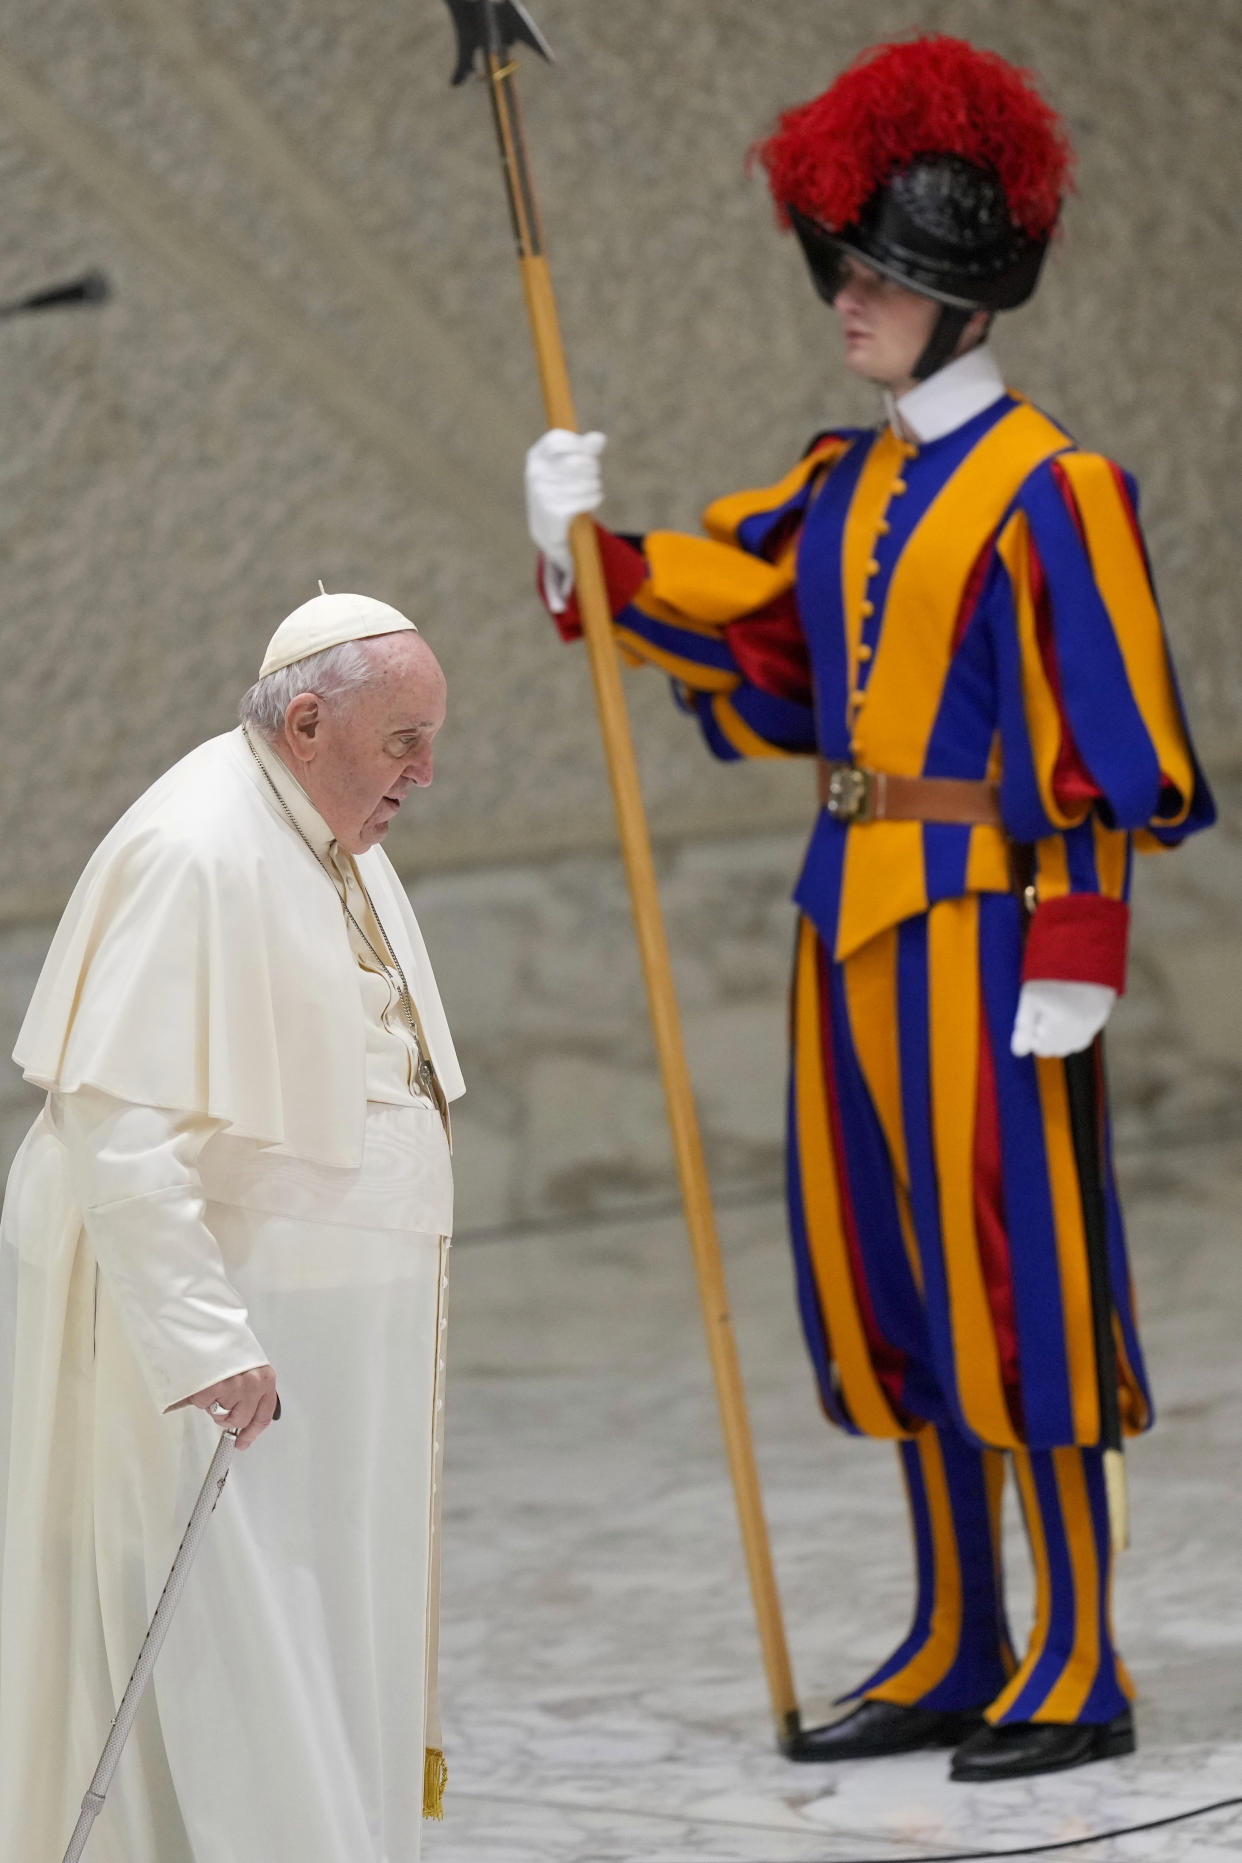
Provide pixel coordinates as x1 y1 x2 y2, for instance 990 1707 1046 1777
61 1428 239 1863
441 0 802 1749
1064 1043 1129 1552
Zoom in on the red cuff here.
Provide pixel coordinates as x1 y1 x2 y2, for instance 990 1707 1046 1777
1021 894 1130 994
536 525 648 642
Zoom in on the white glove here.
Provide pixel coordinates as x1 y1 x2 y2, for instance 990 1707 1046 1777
1010 980 1116 1059
525 428 606 612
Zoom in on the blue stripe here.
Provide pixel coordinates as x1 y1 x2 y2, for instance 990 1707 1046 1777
895 917 975 1442
727 682 818 752
826 960 932 1412
921 821 972 905
990 558 1058 842
1018 466 1164 829
1000 1453 1080 1718
619 608 737 674
687 692 744 762
997 1449 1129 1724
734 430 867 559
923 595 1000 779
1063 818 1101 893
793 438 870 753
976 893 1076 1447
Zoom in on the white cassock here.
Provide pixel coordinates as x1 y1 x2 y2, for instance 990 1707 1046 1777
0 726 465 1863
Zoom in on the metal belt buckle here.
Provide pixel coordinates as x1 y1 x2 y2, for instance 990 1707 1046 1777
824 763 873 823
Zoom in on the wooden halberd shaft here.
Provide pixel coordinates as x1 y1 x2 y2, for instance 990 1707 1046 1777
481 48 800 1738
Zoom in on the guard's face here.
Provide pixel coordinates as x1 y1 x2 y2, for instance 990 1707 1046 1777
284 634 448 855
831 256 940 391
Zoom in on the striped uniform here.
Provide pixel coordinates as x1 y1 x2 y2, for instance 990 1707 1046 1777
548 385 1214 1724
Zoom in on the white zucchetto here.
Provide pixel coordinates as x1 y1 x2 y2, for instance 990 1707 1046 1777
260 591 418 679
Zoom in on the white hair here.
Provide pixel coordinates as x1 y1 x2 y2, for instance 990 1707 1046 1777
238 638 380 741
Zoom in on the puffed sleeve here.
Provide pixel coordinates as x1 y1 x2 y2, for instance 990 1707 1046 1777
991 450 1215 989
51 1086 268 1414
535 434 860 761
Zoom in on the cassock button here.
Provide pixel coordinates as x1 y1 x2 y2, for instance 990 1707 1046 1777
877 519 891 534
860 600 875 618
891 479 908 495
857 643 873 661
867 559 880 576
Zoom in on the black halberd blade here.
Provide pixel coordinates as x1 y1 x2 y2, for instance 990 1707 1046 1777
443 0 553 86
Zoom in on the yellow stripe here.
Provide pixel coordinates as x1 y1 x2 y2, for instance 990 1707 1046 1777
987 1450 1052 1721
701 438 849 546
1033 833 1071 902
1033 1060 1100 1444
1092 818 1129 901
964 824 1013 894
1055 454 1195 819
642 530 794 625
841 428 907 675
983 1451 1018 1676
793 919 903 1437
928 897 1018 1447
841 930 922 1293
868 1431 963 1703
613 627 737 692
1036 1449 1101 1721
709 694 798 760
853 406 1067 776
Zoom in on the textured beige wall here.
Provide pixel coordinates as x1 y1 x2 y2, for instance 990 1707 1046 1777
1 0 1238 921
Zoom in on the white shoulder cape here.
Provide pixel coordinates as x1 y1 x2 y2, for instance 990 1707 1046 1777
14 730 464 1168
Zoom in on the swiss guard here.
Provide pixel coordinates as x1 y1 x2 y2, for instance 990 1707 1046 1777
525 36 1214 1781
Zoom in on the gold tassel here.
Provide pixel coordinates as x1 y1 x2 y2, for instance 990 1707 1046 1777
423 1746 448 1821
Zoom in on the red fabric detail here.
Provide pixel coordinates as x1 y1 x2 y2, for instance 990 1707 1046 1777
816 945 909 1419
1028 530 1100 810
1021 894 1130 994
1050 455 1088 546
724 591 812 705
751 36 1072 239
951 535 994 655
973 1007 1023 1419
538 524 648 643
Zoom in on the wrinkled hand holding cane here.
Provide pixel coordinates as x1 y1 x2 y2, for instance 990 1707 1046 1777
169 1363 280 1450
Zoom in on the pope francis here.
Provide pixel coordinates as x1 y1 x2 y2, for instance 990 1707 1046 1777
0 592 464 1862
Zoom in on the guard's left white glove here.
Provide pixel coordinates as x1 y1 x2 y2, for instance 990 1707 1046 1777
1010 980 1116 1058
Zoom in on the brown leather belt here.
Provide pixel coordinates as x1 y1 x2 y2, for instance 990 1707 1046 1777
817 759 1002 827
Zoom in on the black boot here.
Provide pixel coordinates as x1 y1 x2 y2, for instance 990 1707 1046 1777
785 1699 987 1763
950 1707 1135 1782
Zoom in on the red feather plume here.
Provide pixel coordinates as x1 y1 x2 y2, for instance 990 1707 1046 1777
752 35 1073 240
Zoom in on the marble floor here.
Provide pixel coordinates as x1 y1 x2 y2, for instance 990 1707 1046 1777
426 1139 1242 1863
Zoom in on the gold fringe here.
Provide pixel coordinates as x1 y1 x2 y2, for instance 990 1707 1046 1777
423 1746 448 1821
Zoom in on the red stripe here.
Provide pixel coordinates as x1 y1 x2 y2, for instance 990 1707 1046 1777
815 944 909 1414
973 1007 1023 1427
725 591 812 704
950 535 993 655
539 523 648 642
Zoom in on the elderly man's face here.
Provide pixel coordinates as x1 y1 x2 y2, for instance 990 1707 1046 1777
279 633 447 854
